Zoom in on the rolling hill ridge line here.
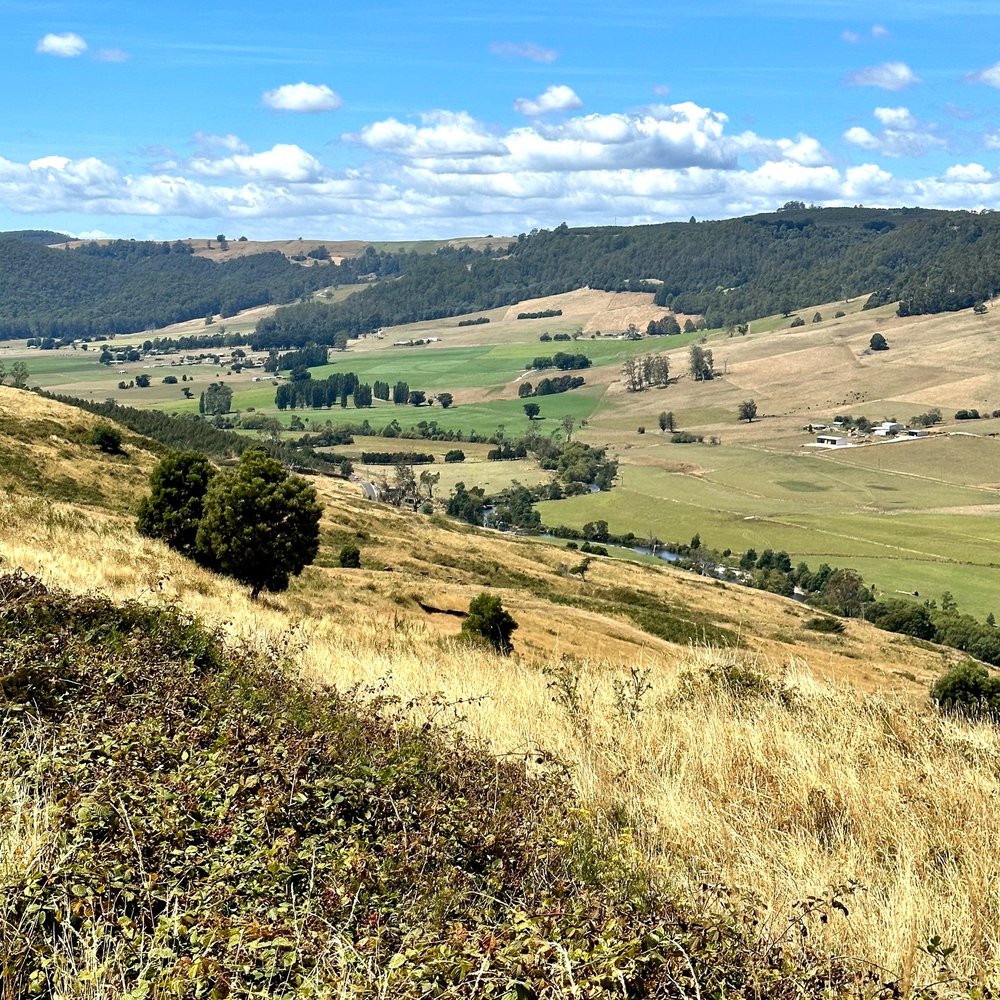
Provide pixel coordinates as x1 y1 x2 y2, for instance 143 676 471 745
2 205 1000 343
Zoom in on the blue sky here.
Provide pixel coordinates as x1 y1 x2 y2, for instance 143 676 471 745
3 0 1000 239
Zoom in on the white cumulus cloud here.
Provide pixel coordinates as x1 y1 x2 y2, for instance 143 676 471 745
845 61 921 91
188 144 325 183
262 82 341 113
349 111 506 159
36 32 87 57
5 96 1000 239
873 106 917 128
843 107 944 157
944 163 992 182
514 85 582 117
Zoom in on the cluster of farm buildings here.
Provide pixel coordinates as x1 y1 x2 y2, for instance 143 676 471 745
808 421 930 449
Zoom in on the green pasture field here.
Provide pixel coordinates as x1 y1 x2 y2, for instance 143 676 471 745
821 433 1000 485
149 383 607 437
309 335 698 387
8 354 99 386
536 440 1000 617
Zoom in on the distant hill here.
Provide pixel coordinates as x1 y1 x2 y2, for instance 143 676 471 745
252 207 1000 348
0 238 406 342
6 206 1000 348
0 228 72 245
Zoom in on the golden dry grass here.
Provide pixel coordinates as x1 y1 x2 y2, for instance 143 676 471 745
2 386 999 990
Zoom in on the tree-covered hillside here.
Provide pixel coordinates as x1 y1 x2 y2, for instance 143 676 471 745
0 237 406 341
252 207 1000 348
0 229 71 245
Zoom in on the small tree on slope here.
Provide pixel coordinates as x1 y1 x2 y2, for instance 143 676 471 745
462 593 518 655
136 451 216 556
195 448 322 598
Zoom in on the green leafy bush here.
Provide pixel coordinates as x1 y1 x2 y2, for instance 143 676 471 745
461 592 518 655
89 424 122 453
931 662 1000 718
0 572 873 997
338 542 362 568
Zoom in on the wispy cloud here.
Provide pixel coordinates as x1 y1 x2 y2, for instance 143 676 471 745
966 61 1000 87
489 41 557 63
944 102 975 121
871 24 891 38
514 85 582 117
194 133 250 155
97 48 129 63
262 82 341 113
35 32 87 57
845 61 920 91
841 29 860 43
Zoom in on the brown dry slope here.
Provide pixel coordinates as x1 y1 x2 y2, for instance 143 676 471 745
3 384 1000 989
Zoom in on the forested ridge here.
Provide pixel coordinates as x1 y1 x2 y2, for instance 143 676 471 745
0 237 407 341
6 207 1000 346
251 207 1000 348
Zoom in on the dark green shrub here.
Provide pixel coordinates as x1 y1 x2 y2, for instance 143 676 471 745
802 616 845 634
89 424 122 453
339 543 361 568
195 448 322 598
136 451 216 556
865 600 936 640
461 592 518 655
930 662 1000 718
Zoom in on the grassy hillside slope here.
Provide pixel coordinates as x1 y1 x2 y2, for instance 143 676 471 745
2 386 999 994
